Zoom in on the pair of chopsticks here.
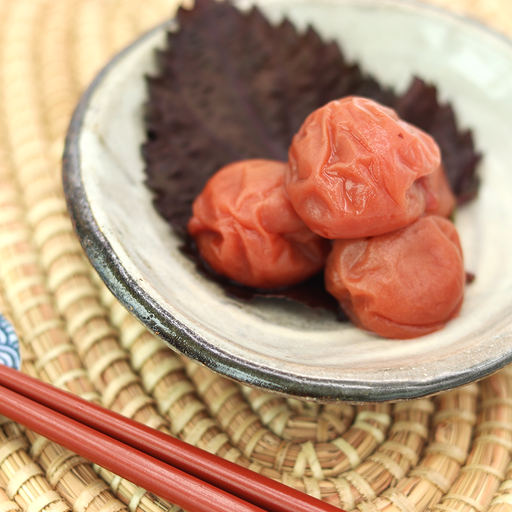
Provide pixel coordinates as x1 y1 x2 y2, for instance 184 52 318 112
0 365 343 512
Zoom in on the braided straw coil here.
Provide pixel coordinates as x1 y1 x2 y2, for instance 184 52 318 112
0 0 511 511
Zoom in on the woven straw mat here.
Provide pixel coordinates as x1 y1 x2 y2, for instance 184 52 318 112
0 0 511 511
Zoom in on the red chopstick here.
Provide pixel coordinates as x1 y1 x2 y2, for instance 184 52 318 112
0 365 343 512
0 382 264 512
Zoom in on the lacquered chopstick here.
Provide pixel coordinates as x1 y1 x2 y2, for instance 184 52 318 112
0 365 343 512
0 381 267 512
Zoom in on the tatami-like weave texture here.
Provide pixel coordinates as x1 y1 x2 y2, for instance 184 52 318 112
0 0 511 511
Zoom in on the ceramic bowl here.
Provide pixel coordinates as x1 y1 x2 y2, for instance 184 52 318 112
64 0 512 403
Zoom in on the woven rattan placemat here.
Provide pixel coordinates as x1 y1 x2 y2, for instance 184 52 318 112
0 0 511 511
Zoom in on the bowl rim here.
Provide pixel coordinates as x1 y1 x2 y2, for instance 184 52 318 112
63 0 512 403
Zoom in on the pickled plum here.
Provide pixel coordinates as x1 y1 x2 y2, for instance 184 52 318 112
285 97 441 239
427 165 456 218
187 159 330 289
324 215 465 339
186 95 468 340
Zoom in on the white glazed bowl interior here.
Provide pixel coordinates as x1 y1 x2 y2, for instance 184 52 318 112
64 0 512 402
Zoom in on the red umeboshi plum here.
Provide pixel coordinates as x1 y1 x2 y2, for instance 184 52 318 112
324 215 465 339
187 159 331 289
285 96 442 239
425 164 456 218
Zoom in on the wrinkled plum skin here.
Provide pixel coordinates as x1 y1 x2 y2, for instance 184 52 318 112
428 164 456 218
187 159 331 289
286 97 442 239
324 215 465 339
187 97 464 340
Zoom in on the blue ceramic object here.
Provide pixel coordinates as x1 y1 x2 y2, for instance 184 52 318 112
0 314 21 370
